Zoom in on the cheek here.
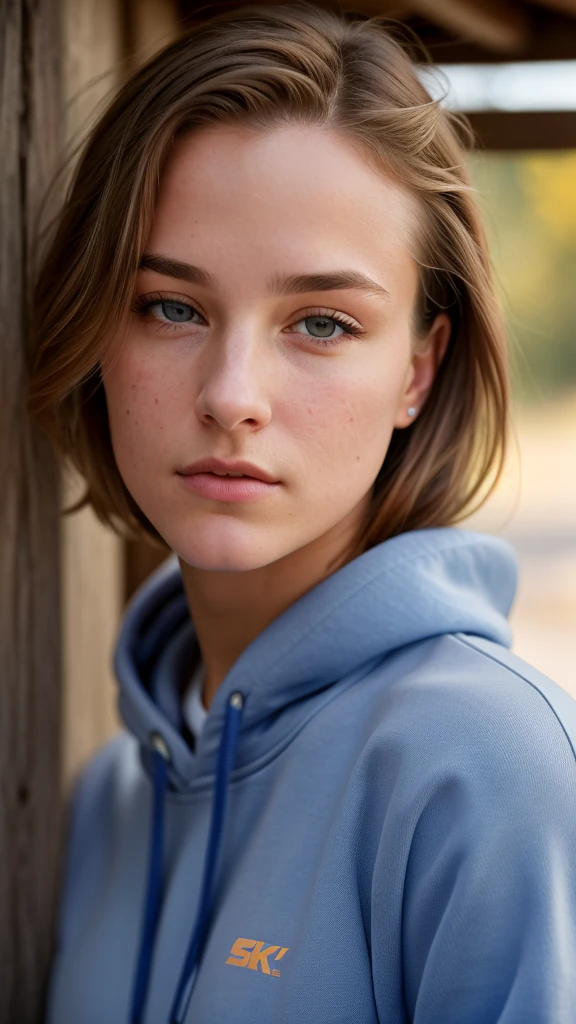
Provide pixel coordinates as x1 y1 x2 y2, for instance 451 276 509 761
103 349 184 466
282 365 403 481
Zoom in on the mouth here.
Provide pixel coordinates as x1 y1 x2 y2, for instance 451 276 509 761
176 458 280 503
177 457 278 484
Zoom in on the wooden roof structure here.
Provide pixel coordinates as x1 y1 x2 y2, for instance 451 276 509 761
178 0 576 148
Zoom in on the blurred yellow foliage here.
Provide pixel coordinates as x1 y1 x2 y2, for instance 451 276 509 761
519 153 576 242
471 150 576 401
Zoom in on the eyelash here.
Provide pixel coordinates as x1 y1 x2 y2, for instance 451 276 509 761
131 293 364 346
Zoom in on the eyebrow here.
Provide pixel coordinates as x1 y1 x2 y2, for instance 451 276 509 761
139 252 390 300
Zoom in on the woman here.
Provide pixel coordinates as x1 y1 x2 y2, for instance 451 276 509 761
27 4 576 1022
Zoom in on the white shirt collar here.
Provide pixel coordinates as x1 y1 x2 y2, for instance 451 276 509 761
181 660 208 743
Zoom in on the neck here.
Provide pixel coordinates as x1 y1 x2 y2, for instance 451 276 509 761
178 502 368 709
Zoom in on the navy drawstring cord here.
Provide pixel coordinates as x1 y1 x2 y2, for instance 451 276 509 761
169 691 243 1023
129 691 244 1024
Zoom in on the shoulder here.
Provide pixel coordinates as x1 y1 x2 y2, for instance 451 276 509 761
69 729 143 830
450 632 576 760
440 632 576 775
387 637 576 1021
367 631 576 804
56 731 143 948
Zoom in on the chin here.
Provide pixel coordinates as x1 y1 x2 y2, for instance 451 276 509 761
162 513 288 573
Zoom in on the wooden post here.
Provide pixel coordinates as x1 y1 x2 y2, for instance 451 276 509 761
61 0 126 790
0 1 63 1019
128 0 180 67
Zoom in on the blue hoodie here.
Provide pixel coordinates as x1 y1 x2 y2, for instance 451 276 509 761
47 527 576 1023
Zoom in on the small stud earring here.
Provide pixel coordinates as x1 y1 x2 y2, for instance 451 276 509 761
407 407 417 418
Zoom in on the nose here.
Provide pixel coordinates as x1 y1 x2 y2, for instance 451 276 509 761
194 330 273 432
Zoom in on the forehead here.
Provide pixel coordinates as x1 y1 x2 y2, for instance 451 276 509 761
148 124 418 287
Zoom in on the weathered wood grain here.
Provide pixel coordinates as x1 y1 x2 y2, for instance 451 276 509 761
0 0 63 1018
60 0 125 791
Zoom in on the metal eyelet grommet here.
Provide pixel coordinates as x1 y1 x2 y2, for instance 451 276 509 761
149 730 171 761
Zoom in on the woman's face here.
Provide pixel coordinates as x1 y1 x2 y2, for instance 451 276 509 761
101 124 449 571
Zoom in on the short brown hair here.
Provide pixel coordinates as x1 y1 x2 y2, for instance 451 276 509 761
26 1 509 559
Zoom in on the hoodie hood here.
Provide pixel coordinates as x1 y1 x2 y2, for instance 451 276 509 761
115 527 517 792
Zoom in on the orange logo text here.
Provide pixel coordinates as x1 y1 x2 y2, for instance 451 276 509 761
226 938 289 977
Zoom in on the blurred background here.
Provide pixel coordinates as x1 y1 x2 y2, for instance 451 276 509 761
464 146 576 699
2 1 575 1016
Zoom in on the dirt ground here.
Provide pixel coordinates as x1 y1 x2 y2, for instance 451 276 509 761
464 390 576 699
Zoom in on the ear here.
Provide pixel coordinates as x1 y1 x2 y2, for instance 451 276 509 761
393 313 452 430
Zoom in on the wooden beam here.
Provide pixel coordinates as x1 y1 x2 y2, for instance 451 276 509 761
0 0 64 1019
64 0 126 142
408 8 576 62
126 538 172 602
467 109 576 149
60 472 123 787
410 0 530 53
178 1 576 60
179 0 412 25
317 0 411 14
128 0 180 66
530 0 576 17
61 0 126 791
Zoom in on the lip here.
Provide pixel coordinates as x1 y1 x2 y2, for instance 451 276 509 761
177 458 279 484
176 457 281 504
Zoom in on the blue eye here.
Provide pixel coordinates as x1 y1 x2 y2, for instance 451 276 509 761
155 300 195 323
288 312 362 344
301 315 343 339
133 294 203 328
